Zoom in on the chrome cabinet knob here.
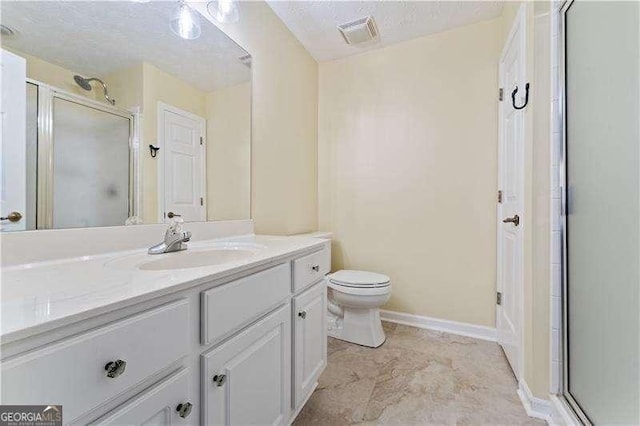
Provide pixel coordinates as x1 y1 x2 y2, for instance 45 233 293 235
502 214 520 226
0 212 22 222
213 374 227 387
176 402 193 418
104 359 127 378
298 311 307 319
311 265 320 272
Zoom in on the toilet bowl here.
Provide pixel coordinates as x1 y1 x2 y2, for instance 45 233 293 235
326 270 391 348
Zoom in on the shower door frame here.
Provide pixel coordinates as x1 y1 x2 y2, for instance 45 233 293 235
557 0 631 424
30 79 139 229
558 1 593 423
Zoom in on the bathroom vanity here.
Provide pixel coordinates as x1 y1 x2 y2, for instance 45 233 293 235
0 223 330 425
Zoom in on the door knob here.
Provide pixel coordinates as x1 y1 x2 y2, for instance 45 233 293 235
167 212 181 219
1 212 22 222
502 214 520 226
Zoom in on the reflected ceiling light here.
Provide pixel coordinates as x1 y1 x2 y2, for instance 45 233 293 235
170 1 201 40
207 0 239 24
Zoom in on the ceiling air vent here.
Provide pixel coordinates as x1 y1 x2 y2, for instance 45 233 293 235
337 16 379 45
238 53 252 68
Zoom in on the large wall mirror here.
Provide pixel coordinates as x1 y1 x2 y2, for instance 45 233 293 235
0 1 251 231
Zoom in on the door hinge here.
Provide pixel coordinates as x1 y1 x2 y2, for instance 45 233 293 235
499 88 504 101
497 190 503 203
497 292 502 306
200 197 204 206
200 136 204 145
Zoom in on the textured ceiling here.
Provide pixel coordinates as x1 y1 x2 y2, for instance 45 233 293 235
266 1 505 62
0 1 250 92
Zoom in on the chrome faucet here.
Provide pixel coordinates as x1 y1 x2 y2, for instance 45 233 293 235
148 218 192 255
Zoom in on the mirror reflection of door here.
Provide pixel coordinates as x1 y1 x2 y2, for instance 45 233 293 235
0 49 27 231
158 103 206 223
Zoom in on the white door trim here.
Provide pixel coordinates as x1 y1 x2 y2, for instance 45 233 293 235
496 3 527 380
156 102 206 223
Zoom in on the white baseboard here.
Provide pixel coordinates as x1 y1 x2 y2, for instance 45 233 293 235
517 380 552 423
379 309 497 342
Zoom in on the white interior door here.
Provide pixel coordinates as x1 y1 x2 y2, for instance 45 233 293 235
497 6 526 380
158 103 205 223
0 49 27 231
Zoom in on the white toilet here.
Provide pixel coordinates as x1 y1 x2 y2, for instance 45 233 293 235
326 270 391 348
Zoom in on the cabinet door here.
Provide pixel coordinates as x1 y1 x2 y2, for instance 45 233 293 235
293 280 327 409
94 368 194 425
202 304 291 426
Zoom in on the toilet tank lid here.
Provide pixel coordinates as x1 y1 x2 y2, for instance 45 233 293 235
328 270 390 286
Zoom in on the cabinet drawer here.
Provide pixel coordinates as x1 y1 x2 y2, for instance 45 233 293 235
201 263 290 345
93 368 193 425
293 247 330 293
1 300 190 423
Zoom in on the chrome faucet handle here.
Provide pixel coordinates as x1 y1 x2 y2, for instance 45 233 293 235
148 221 191 254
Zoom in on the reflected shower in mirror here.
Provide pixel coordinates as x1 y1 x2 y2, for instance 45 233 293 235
0 1 251 231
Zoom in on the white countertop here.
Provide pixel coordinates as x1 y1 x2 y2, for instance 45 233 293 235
1 234 326 343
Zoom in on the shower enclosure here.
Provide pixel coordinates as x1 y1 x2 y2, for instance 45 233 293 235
27 80 135 230
561 1 639 423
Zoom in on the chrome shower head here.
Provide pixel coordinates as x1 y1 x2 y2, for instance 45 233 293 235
73 75 93 91
73 75 115 105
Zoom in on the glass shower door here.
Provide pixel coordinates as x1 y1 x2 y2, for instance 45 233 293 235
564 1 639 423
52 97 131 229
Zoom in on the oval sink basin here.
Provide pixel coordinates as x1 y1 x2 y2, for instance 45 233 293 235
105 243 266 271
138 249 256 271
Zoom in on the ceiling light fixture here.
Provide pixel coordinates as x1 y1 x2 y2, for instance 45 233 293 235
207 0 239 24
170 1 202 40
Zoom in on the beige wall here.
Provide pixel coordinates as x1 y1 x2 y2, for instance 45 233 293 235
318 19 502 327
105 63 144 111
205 82 251 220
197 1 318 234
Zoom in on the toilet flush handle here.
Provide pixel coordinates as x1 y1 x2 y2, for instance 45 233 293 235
298 311 307 319
311 265 320 272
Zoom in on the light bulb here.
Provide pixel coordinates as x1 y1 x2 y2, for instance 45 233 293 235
207 0 239 24
170 1 202 40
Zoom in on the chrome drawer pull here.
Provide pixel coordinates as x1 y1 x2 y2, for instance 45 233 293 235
176 402 193 418
311 265 320 272
213 374 227 387
104 359 127 378
298 311 307 319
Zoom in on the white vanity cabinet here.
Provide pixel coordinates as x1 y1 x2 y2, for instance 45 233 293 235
1 241 330 426
202 304 291 425
292 280 327 410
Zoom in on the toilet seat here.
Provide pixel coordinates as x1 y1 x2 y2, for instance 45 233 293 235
328 270 390 288
327 270 391 296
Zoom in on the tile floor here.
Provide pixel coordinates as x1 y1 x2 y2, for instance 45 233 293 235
294 322 545 426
